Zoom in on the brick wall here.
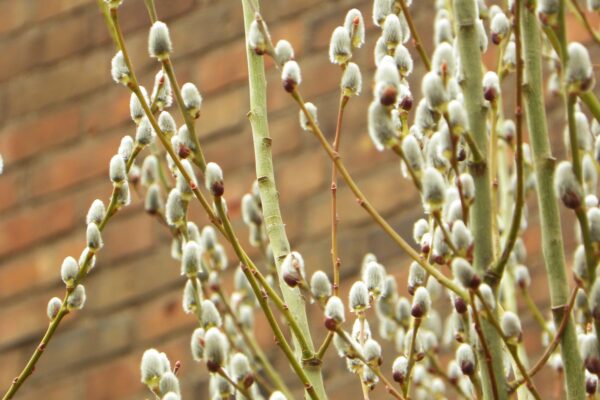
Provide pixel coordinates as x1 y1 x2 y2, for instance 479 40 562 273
0 0 598 399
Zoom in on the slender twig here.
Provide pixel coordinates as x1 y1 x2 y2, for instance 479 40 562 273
475 291 541 400
332 95 349 296
144 0 158 23
334 329 405 400
402 318 422 398
214 198 321 400
390 144 422 191
393 0 431 70
2 149 142 400
427 355 471 400
160 58 207 171
520 287 552 335
217 367 253 399
509 285 579 392
469 291 500 400
567 0 600 44
487 0 525 287
214 287 293 398
432 211 459 255
291 89 467 299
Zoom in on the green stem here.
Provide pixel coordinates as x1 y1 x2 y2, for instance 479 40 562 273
453 0 508 397
520 1 585 398
214 197 321 400
240 2 327 398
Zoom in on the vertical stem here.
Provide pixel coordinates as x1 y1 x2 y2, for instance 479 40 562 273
240 1 327 398
453 0 508 398
520 1 585 398
332 95 348 296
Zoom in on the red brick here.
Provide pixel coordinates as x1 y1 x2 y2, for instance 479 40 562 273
0 105 80 164
0 196 76 259
82 89 130 136
134 287 195 342
0 169 23 213
27 129 122 199
0 0 30 35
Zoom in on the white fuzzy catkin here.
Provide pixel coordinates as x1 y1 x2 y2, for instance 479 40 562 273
275 40 294 64
86 199 105 225
363 261 386 295
431 42 455 77
324 295 345 324
204 327 228 371
483 71 500 102
423 167 446 211
190 328 205 361
282 60 301 91
554 161 583 209
109 154 127 184
373 0 393 26
66 284 86 310
394 44 413 77
567 42 594 92
383 14 403 47
281 251 305 287
118 135 134 161
158 111 177 137
181 241 201 277
341 62 362 96
368 101 397 151
111 51 130 84
344 8 365 48
47 297 62 320
205 162 224 197
422 72 448 110
61 256 79 286
349 281 369 312
501 311 522 341
151 70 172 109
166 188 185 226
159 372 180 396
201 299 222 328
452 258 479 288
411 286 431 318
181 82 202 116
248 20 267 54
456 343 476 375
299 102 318 131
148 21 172 60
588 0 600 11
140 348 166 385
269 391 288 400
86 223 103 251
136 116 155 146
311 271 332 299
329 26 352 65
490 12 510 44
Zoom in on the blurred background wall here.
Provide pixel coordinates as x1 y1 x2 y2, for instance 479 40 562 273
0 0 598 399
